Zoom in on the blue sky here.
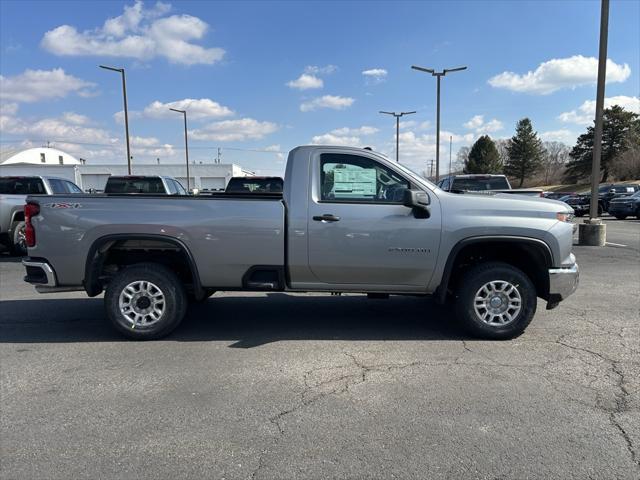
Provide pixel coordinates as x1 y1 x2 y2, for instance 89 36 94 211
1 0 639 175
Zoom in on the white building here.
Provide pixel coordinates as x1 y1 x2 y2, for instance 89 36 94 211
0 147 253 192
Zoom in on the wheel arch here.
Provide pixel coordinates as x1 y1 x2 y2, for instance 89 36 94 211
436 236 553 304
84 234 203 298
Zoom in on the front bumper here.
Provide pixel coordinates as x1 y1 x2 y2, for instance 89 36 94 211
547 261 579 309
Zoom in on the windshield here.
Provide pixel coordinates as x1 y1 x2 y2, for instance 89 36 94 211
105 177 165 194
451 177 510 191
226 177 283 193
0 177 46 194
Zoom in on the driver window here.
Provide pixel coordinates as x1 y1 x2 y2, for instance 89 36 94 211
320 153 409 203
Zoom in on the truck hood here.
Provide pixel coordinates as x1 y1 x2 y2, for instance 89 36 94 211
440 191 573 216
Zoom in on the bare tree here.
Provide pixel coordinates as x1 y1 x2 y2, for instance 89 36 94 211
541 141 570 185
494 139 510 167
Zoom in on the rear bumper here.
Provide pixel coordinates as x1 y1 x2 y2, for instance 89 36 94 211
547 261 579 309
22 258 57 286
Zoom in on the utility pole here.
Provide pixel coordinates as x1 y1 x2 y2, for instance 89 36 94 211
411 65 467 181
379 110 417 162
217 147 221 164
99 65 131 174
579 0 609 246
429 160 434 178
449 135 453 176
170 108 190 191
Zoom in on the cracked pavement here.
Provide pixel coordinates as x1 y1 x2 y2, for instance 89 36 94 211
1 219 639 479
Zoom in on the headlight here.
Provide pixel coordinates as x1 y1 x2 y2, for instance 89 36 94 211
556 212 573 222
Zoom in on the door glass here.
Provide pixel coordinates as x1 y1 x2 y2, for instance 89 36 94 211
320 153 409 203
48 179 67 194
165 179 177 194
64 181 83 193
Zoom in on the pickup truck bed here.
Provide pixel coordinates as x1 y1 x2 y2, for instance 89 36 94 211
22 146 579 341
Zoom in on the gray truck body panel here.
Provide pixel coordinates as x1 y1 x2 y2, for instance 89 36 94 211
24 146 577 300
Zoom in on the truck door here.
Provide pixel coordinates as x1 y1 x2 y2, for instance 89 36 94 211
307 152 440 289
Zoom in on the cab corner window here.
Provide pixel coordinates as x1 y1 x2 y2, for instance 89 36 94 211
319 153 409 203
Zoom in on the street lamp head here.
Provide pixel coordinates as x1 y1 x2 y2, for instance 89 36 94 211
411 65 435 74
379 111 395 115
169 108 186 114
443 66 467 74
99 65 123 72
401 111 417 116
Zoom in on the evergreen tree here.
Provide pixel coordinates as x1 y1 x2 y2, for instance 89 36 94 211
564 105 640 183
505 118 544 187
463 135 503 174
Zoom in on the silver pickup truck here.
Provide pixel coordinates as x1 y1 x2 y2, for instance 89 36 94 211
0 175 83 255
21 146 578 340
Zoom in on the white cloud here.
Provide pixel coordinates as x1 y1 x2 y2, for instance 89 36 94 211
41 1 224 66
61 112 92 125
0 113 117 146
311 126 378 146
143 98 233 119
540 129 577 144
488 55 631 95
190 118 278 141
300 95 354 112
558 95 640 125
362 68 387 84
0 68 96 103
0 103 19 116
463 115 503 134
304 65 337 75
286 74 323 90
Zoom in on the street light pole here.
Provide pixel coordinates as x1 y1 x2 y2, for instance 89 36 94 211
379 110 416 162
411 65 467 182
170 108 190 192
590 0 609 220
99 65 131 174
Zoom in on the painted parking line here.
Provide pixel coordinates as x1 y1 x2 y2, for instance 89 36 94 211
605 242 629 247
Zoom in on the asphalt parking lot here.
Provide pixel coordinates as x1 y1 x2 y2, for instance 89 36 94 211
1 218 638 479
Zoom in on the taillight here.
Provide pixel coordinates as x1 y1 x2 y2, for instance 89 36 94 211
24 202 40 248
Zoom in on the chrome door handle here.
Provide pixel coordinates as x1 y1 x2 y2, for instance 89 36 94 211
313 214 341 222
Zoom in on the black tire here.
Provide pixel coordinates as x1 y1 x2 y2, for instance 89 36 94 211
614 215 627 220
454 261 537 340
10 221 27 256
575 212 584 217
105 263 187 340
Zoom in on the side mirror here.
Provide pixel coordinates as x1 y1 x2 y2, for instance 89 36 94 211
403 189 431 218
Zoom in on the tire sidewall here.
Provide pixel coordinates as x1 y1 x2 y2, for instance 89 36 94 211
455 263 537 339
11 221 27 256
105 264 187 340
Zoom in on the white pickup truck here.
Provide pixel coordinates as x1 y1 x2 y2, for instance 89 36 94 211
21 146 578 340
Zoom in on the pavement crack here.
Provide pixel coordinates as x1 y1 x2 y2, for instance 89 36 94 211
554 337 638 470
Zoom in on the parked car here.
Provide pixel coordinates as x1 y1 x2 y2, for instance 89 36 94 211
598 184 639 212
225 176 284 193
436 174 543 196
21 146 578 341
0 175 83 255
564 194 603 217
104 175 187 195
607 190 640 220
543 191 575 200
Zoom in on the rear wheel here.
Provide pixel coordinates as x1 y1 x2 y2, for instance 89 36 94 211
105 263 187 340
10 221 26 256
454 262 537 340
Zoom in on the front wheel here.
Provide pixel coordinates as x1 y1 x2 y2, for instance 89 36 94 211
615 215 627 220
454 262 537 340
105 263 187 340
